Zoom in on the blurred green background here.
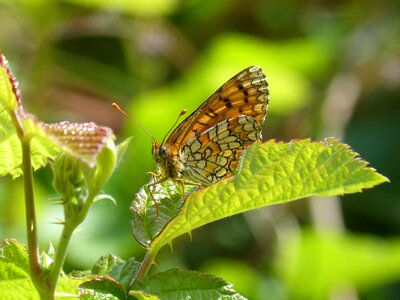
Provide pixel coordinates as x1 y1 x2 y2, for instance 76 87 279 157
0 1 399 299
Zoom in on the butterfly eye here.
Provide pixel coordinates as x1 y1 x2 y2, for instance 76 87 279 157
158 146 168 158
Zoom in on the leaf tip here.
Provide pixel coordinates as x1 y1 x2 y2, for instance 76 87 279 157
0 53 22 107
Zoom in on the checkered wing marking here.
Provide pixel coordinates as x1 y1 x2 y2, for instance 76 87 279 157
182 115 261 185
165 66 269 152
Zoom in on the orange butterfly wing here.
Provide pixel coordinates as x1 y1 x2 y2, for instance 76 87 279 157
164 66 269 152
152 66 269 186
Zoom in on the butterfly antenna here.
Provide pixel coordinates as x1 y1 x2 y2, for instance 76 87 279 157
112 102 156 141
160 109 187 145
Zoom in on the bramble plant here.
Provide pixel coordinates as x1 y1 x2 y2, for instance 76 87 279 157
0 54 389 299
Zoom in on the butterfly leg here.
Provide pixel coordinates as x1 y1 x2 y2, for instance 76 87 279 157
147 174 202 221
146 172 165 221
147 171 160 178
175 178 202 200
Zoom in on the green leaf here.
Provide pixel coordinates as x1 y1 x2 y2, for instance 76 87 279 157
82 137 117 197
0 277 87 299
78 255 141 298
91 254 125 275
131 180 185 248
79 276 126 300
0 54 19 110
0 239 86 298
0 120 22 178
276 231 400 299
0 239 29 280
0 55 59 178
129 290 160 300
0 278 38 299
130 268 246 300
56 276 92 298
93 193 117 205
90 254 140 289
134 139 387 252
1 54 118 179
107 258 141 289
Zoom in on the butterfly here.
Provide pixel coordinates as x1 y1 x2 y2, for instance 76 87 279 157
149 66 269 199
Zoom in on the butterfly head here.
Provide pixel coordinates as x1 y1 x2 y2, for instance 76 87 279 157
152 109 187 163
152 140 169 163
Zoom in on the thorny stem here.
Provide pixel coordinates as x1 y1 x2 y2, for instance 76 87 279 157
129 247 158 288
21 137 52 298
12 109 52 299
47 193 95 290
46 217 75 292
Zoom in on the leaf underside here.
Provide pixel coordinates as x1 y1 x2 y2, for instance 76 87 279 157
0 54 116 178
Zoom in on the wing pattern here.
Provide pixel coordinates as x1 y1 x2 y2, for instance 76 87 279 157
166 66 269 152
181 115 261 185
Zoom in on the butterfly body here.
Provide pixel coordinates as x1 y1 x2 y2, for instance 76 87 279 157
152 141 185 181
151 66 269 189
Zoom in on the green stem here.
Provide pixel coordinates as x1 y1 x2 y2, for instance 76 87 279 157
12 108 52 299
21 137 52 298
46 218 75 291
129 247 158 288
46 193 95 291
